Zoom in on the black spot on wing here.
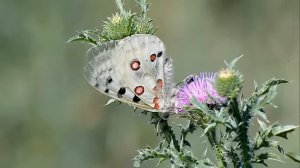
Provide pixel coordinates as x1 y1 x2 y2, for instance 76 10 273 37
157 51 163 57
117 87 126 98
105 89 109 93
95 83 99 88
165 57 169 63
133 95 141 103
106 76 113 85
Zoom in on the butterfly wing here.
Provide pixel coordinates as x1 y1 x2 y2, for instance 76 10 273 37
110 34 176 112
84 34 176 112
84 41 156 111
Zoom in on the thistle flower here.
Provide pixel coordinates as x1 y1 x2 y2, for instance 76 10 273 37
175 72 227 112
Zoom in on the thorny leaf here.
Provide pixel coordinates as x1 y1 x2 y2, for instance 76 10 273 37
272 125 298 139
286 152 300 163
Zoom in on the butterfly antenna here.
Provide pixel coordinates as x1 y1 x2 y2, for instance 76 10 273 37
176 81 183 86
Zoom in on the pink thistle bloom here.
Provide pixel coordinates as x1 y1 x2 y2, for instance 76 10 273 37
175 72 226 112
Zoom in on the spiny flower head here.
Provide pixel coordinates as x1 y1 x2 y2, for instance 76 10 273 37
68 0 157 45
215 69 243 99
101 11 135 41
175 72 227 112
110 13 122 24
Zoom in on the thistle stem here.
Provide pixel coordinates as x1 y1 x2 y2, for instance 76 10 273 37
230 98 252 168
207 129 228 168
216 144 228 168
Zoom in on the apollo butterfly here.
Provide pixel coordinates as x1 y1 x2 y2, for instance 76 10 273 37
84 34 176 112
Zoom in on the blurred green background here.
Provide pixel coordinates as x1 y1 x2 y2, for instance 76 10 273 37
0 0 299 167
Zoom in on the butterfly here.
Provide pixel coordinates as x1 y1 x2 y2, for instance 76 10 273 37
84 34 176 112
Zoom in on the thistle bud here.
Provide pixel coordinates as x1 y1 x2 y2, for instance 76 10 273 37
215 69 243 99
110 13 122 24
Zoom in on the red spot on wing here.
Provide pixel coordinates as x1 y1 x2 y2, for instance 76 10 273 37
150 54 156 62
134 86 144 95
130 59 140 71
153 96 159 103
157 79 163 88
154 103 160 110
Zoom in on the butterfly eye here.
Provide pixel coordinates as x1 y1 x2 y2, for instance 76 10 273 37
150 54 156 62
130 59 140 71
134 86 144 95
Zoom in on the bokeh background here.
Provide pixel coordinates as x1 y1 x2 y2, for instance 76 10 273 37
0 0 299 167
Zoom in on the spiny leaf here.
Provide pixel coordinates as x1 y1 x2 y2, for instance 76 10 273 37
254 80 258 92
115 0 126 15
67 31 98 45
201 123 217 137
190 98 223 123
127 14 135 34
255 79 288 98
254 109 269 122
226 147 241 168
133 140 215 168
253 152 284 167
136 0 149 19
190 98 210 112
104 99 116 106
286 152 300 163
224 55 243 69
179 120 197 148
272 125 298 139
257 118 267 130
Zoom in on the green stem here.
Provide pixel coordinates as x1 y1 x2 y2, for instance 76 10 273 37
230 98 252 168
207 129 228 168
216 144 228 168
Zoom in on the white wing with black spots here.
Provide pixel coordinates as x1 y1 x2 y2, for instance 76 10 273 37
84 34 176 112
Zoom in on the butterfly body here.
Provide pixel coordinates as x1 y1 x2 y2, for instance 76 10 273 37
84 34 176 112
